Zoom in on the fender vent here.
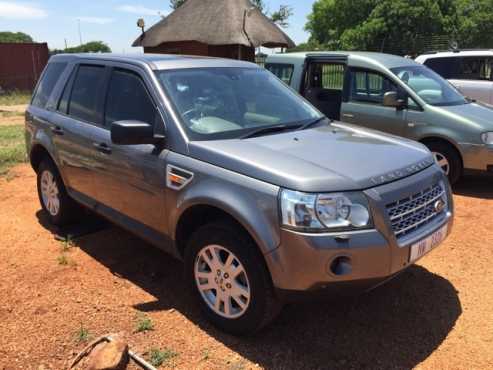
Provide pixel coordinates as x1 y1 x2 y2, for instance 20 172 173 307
166 165 194 190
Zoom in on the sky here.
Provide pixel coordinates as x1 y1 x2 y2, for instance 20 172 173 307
0 0 315 53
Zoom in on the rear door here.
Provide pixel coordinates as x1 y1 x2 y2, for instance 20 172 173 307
300 55 347 120
340 68 407 136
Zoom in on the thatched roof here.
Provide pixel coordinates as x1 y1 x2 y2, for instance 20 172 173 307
132 0 295 49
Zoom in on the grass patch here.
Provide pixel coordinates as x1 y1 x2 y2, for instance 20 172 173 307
148 348 178 367
0 111 24 118
0 91 31 106
57 254 69 265
60 237 75 252
0 125 26 176
75 324 91 343
135 314 154 333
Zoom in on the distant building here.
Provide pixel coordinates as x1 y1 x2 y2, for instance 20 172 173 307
0 42 48 91
132 0 295 62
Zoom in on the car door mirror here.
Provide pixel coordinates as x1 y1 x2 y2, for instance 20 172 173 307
111 120 163 145
383 91 406 109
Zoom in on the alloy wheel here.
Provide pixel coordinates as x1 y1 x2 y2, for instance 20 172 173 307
40 170 60 216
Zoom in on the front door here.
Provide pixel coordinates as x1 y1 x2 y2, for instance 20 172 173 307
341 68 407 136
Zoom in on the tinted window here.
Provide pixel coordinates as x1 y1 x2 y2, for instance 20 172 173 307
349 70 399 104
265 63 294 84
32 62 67 108
105 69 156 126
458 57 492 80
57 69 76 114
69 65 106 123
423 58 458 79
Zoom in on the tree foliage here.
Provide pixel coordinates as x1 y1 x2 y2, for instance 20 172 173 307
305 0 493 55
52 41 111 54
0 31 33 43
170 0 293 27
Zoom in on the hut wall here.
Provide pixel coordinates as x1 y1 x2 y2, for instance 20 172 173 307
144 41 255 62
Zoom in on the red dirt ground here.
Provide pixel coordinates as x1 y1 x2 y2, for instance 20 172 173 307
0 164 492 369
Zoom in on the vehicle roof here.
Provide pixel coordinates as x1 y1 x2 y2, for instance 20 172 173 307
266 51 418 69
416 49 493 61
49 53 259 70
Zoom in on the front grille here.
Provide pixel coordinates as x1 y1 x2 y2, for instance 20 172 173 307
386 183 446 239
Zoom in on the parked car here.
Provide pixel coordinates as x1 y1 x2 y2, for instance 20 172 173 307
26 54 453 335
415 49 493 106
265 51 493 184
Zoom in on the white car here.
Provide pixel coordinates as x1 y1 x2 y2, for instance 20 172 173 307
415 50 493 106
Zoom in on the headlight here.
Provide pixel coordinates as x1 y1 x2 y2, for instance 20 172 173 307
280 189 372 232
481 132 493 145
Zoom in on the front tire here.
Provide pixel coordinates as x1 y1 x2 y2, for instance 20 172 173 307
426 142 462 185
37 159 81 226
185 221 281 335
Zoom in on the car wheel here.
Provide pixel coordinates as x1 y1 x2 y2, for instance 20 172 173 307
426 142 462 185
185 220 281 335
37 159 81 226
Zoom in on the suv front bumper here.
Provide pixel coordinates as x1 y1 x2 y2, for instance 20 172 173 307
264 165 454 295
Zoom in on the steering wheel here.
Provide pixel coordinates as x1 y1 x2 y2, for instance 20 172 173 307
182 108 200 121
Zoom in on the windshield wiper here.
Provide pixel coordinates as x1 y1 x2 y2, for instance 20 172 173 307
240 124 302 139
299 116 330 130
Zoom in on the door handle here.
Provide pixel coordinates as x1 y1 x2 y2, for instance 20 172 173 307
93 142 112 154
51 126 64 136
342 113 355 118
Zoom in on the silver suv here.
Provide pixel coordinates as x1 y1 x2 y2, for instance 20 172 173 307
26 54 453 335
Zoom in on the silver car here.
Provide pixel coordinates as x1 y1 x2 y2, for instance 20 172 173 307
26 54 453 335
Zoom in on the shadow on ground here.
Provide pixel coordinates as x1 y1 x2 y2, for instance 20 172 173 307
454 173 493 199
36 209 462 370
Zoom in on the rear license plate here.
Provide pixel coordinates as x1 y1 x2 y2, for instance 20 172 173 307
409 223 448 262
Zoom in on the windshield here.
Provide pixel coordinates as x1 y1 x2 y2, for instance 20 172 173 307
155 68 322 140
391 65 468 106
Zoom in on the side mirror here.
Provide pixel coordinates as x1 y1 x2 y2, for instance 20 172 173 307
383 91 406 109
111 120 162 145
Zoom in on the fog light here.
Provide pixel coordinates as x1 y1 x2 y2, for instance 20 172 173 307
329 256 352 276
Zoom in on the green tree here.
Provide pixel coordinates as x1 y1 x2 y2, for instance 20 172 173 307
170 0 293 28
305 0 459 54
0 31 33 43
455 0 493 48
52 41 111 54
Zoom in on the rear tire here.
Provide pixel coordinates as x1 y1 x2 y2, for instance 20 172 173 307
37 159 82 226
184 220 281 335
425 142 462 185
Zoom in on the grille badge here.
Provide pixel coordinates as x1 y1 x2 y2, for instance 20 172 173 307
434 199 446 213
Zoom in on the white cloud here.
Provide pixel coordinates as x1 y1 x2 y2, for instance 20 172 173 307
77 16 114 25
117 5 167 17
0 2 47 19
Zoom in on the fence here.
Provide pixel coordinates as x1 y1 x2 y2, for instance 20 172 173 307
0 43 49 92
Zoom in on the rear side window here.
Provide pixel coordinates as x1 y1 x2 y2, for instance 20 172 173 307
423 58 458 79
69 65 106 123
458 57 492 80
265 63 294 84
104 69 157 126
32 62 67 108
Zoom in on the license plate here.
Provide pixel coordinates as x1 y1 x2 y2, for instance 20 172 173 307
409 223 448 262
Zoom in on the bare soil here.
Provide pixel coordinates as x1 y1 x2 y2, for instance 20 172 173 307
0 165 492 370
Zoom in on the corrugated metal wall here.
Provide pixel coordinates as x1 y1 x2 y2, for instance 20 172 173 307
0 43 49 91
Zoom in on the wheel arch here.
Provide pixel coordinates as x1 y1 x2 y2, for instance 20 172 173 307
419 136 464 168
29 143 55 172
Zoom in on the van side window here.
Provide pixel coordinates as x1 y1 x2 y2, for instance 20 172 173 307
458 57 492 81
69 65 106 124
265 63 294 84
307 63 345 91
349 70 398 104
32 62 68 108
423 58 459 79
104 69 157 127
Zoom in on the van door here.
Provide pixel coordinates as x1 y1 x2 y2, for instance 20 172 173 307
301 56 347 120
340 68 407 136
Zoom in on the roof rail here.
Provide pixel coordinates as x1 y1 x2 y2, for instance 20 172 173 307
422 48 493 55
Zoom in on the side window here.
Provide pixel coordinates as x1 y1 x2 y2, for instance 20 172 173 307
307 63 345 91
69 65 106 124
349 69 399 104
424 58 458 79
458 57 492 81
265 63 294 85
104 69 157 127
32 62 68 108
57 68 76 114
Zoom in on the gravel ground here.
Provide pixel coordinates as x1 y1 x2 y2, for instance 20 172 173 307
0 164 492 370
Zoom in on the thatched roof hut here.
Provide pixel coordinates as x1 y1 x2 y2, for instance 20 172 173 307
132 0 295 61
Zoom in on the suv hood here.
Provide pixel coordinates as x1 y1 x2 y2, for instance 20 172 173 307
188 123 434 192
